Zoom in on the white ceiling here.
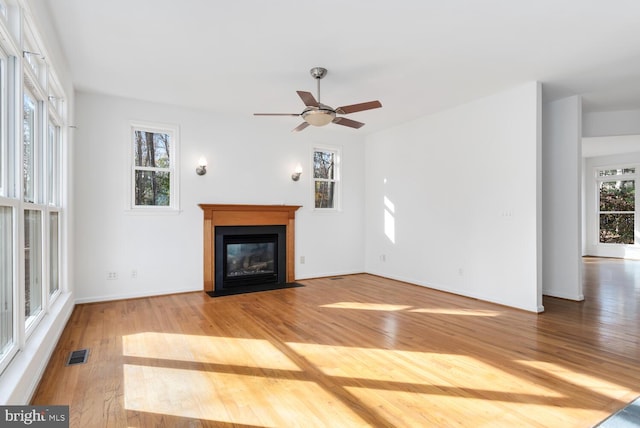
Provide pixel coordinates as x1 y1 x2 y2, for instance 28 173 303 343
34 0 640 133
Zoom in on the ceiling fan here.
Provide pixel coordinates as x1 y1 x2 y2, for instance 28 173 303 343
254 67 382 132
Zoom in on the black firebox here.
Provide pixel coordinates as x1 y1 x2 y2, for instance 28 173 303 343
214 225 286 290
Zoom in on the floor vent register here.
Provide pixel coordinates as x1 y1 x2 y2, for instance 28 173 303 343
66 348 89 366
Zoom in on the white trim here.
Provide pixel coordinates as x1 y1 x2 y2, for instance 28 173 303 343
74 286 199 304
365 271 545 313
0 50 6 198
0 202 17 375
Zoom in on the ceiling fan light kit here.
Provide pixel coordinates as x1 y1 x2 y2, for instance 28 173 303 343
254 67 382 132
302 107 335 126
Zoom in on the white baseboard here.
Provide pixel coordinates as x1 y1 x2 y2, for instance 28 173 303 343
366 271 544 313
543 290 585 301
74 286 201 304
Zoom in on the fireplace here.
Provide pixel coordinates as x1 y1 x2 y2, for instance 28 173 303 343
199 204 301 292
215 225 286 290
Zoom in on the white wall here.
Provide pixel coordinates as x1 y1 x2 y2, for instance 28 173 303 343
73 92 365 302
583 109 640 137
364 82 542 312
541 96 583 301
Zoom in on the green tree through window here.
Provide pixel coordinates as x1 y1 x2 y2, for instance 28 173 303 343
131 124 177 208
598 172 635 244
313 148 339 209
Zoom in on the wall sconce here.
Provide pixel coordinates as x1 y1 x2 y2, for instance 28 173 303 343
196 157 208 176
291 164 303 181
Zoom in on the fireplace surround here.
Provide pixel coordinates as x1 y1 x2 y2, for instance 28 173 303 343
199 204 301 292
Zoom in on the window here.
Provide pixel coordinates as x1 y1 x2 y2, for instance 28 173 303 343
47 121 61 206
597 167 636 244
130 122 179 210
23 90 37 203
313 147 340 210
0 56 4 197
49 211 59 296
0 205 13 360
24 209 42 328
0 6 68 379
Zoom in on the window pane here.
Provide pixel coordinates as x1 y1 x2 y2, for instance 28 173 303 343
599 213 634 244
313 151 335 179
0 59 3 196
599 181 635 212
49 212 59 295
0 206 13 357
24 209 42 321
47 122 60 206
134 130 170 168
598 168 635 177
135 171 170 206
315 181 335 209
23 93 36 203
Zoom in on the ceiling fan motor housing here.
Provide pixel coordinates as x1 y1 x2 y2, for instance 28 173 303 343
302 105 335 126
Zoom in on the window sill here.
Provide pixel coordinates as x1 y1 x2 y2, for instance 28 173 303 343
125 207 182 216
312 208 342 214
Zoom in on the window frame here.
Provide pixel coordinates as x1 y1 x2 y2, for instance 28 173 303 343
312 145 341 212
129 121 180 212
0 52 5 198
48 209 60 299
22 81 44 205
46 115 61 207
23 206 44 334
595 165 638 246
0 200 17 375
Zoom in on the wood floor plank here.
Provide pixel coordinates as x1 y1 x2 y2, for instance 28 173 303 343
32 258 640 427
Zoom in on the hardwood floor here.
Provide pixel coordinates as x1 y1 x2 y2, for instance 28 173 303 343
32 258 640 427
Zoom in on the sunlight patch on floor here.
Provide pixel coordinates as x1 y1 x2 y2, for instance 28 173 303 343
408 308 501 317
320 302 501 317
122 332 301 370
345 387 582 428
517 360 633 400
286 342 563 397
123 364 366 427
321 302 412 311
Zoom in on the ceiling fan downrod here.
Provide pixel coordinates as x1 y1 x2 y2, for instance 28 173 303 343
310 67 327 105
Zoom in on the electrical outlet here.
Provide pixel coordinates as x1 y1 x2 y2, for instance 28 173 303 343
107 272 118 280
300 256 305 264
131 270 137 279
380 254 386 262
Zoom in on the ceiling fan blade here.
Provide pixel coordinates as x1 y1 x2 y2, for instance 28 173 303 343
254 113 300 116
332 117 365 129
297 91 319 107
335 100 382 115
292 122 310 132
